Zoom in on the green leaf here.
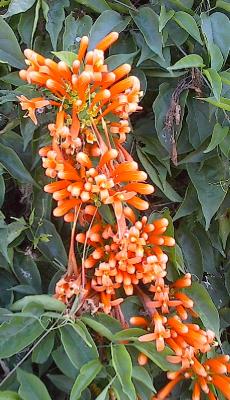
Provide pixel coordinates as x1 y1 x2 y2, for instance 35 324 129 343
132 342 174 371
203 68 222 101
132 366 155 393
219 133 230 157
168 0 194 13
105 52 137 70
173 184 199 220
20 114 36 151
4 0 36 17
159 6 175 32
60 324 98 369
0 306 47 358
111 344 136 400
17 369 52 400
82 313 121 339
32 331 55 363
63 14 92 51
18 3 36 47
187 158 227 229
0 17 25 69
10 295 65 312
74 0 111 13
0 143 35 185
112 378 130 400
184 282 220 339
113 328 146 341
13 253 42 294
0 175 5 208
220 70 230 86
201 12 230 63
30 219 68 267
0 270 16 307
152 81 188 153
0 392 21 400
130 7 163 59
70 359 102 400
176 227 203 279
201 96 230 111
45 0 69 51
137 147 182 202
52 51 76 67
216 0 230 12
73 320 98 351
95 378 115 400
204 123 229 153
186 96 215 149
52 345 78 379
209 42 224 71
47 374 74 394
219 214 230 249
89 10 124 50
192 224 216 274
168 54 204 70
173 11 202 44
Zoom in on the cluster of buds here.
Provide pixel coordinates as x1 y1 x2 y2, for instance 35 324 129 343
18 32 229 400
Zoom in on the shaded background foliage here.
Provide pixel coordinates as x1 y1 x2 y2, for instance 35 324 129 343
0 0 229 399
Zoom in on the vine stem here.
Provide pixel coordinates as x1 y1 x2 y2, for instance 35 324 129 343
0 315 63 387
81 207 98 288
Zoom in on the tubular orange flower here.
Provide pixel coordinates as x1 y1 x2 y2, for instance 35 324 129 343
17 95 50 124
19 34 230 400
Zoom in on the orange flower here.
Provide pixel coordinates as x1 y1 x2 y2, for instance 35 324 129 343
17 95 50 124
139 312 171 352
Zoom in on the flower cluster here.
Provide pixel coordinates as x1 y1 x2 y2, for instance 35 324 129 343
19 32 230 400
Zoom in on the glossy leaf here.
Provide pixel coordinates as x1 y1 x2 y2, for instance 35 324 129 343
216 0 230 12
0 143 35 184
201 96 230 111
89 10 123 50
130 7 163 58
111 344 136 400
32 331 55 363
13 253 42 294
0 174 5 208
0 305 48 358
10 295 66 312
0 17 25 68
187 158 227 229
17 369 52 400
70 359 102 400
173 11 202 44
168 54 204 70
82 313 121 338
30 219 68 267
203 68 222 101
133 342 174 371
204 123 229 153
132 366 156 393
74 0 111 13
4 0 36 17
0 392 21 400
52 345 78 379
177 227 203 279
60 324 98 369
63 14 92 51
184 282 220 339
45 0 70 50
201 12 230 62
159 5 175 32
173 184 199 220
